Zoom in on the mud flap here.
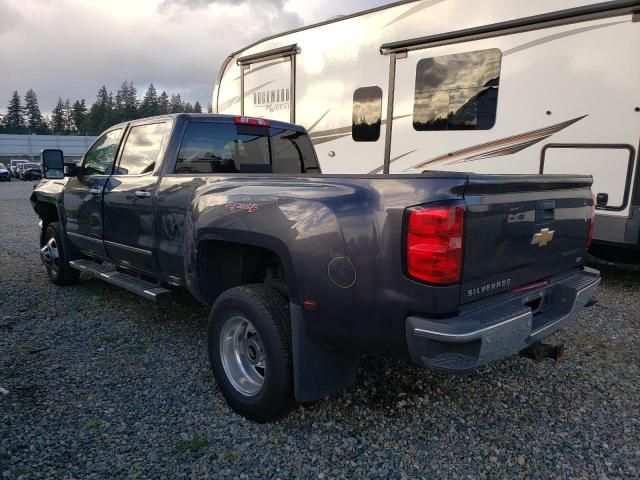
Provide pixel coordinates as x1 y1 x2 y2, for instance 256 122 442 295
290 304 359 402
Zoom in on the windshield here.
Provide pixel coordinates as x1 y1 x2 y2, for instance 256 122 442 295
24 163 40 169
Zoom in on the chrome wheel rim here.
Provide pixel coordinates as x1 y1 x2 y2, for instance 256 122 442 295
219 314 265 397
40 237 60 271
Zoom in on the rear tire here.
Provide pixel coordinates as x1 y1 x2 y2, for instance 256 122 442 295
41 222 80 286
208 284 295 423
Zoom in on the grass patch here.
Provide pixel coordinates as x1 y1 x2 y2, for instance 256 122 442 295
219 447 243 463
129 341 149 355
96 332 120 344
90 295 105 306
84 419 100 430
178 436 209 453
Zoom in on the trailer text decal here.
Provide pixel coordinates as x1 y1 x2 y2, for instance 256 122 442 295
253 88 290 113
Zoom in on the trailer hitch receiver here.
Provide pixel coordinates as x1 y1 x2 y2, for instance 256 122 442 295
520 340 565 362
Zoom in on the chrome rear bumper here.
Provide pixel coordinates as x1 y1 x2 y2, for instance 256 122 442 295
406 267 601 373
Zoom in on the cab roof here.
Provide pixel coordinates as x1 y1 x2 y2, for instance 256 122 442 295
110 113 308 134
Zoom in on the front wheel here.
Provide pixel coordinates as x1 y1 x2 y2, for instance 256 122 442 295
208 284 295 423
40 222 80 286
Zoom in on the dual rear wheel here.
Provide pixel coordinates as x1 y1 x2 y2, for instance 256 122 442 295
208 284 296 423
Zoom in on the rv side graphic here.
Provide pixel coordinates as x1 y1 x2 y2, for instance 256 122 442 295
213 0 640 254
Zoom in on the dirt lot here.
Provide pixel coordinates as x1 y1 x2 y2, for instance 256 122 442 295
1 179 639 479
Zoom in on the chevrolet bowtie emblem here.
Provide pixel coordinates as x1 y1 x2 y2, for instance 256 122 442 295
532 228 555 247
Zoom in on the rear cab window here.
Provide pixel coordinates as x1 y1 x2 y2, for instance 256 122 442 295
175 122 318 174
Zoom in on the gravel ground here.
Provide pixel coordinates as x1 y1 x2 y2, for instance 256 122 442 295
1 179 639 479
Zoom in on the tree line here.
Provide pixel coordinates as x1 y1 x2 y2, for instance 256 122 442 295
0 82 210 136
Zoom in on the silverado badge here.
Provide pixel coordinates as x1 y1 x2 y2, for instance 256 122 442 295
531 228 555 247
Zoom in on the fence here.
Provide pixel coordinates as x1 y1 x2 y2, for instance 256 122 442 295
0 134 97 162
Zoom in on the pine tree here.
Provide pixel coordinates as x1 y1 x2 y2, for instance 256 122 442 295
5 91 26 133
206 102 213 114
50 98 66 134
63 99 74 133
115 80 138 123
72 100 87 134
24 89 48 134
139 83 159 117
183 102 194 113
84 86 114 134
158 91 169 114
169 93 183 113
193 101 202 113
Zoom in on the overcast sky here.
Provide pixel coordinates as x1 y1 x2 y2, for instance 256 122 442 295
0 0 390 115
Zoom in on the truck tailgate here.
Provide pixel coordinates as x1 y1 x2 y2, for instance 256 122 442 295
460 174 593 305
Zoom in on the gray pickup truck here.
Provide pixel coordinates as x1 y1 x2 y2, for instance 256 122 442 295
31 113 600 422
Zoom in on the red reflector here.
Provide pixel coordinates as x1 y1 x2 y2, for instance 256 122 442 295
234 116 270 127
511 280 549 293
406 204 464 284
587 194 596 248
303 300 317 311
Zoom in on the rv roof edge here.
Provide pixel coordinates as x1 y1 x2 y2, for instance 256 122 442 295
380 0 640 53
225 0 421 59
238 44 299 66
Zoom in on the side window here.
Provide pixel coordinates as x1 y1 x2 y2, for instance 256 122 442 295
116 123 167 175
352 86 383 142
413 49 502 131
83 129 123 175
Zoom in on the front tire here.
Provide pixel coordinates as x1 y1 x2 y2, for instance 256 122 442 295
208 284 295 423
40 222 80 286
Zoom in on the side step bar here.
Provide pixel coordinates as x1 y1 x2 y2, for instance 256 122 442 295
69 259 173 302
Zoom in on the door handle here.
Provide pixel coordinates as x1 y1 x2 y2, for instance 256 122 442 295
89 188 101 195
135 190 151 198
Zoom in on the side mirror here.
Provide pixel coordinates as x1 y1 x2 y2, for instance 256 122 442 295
41 149 65 179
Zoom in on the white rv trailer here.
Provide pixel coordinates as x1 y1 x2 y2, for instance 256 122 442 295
213 0 640 255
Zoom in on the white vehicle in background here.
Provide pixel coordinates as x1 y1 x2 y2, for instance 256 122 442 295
213 0 640 261
0 163 10 182
9 159 28 179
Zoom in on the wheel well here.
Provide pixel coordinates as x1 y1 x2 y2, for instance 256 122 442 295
36 202 59 244
197 240 288 305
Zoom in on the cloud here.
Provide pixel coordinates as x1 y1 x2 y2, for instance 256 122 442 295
0 0 302 113
0 0 386 114
158 0 289 11
0 0 24 34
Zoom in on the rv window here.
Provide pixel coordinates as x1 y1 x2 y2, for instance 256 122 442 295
413 49 501 131
352 86 383 142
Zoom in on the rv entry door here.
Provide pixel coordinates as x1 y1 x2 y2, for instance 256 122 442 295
238 44 297 123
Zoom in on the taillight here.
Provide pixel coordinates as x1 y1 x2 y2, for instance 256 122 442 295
406 204 465 284
234 116 270 127
587 194 596 248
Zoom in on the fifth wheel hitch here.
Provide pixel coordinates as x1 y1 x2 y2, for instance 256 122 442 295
520 341 565 362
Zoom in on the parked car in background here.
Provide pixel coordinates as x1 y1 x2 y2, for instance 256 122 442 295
30 113 600 422
0 164 11 182
21 163 42 181
16 162 42 181
9 159 28 178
